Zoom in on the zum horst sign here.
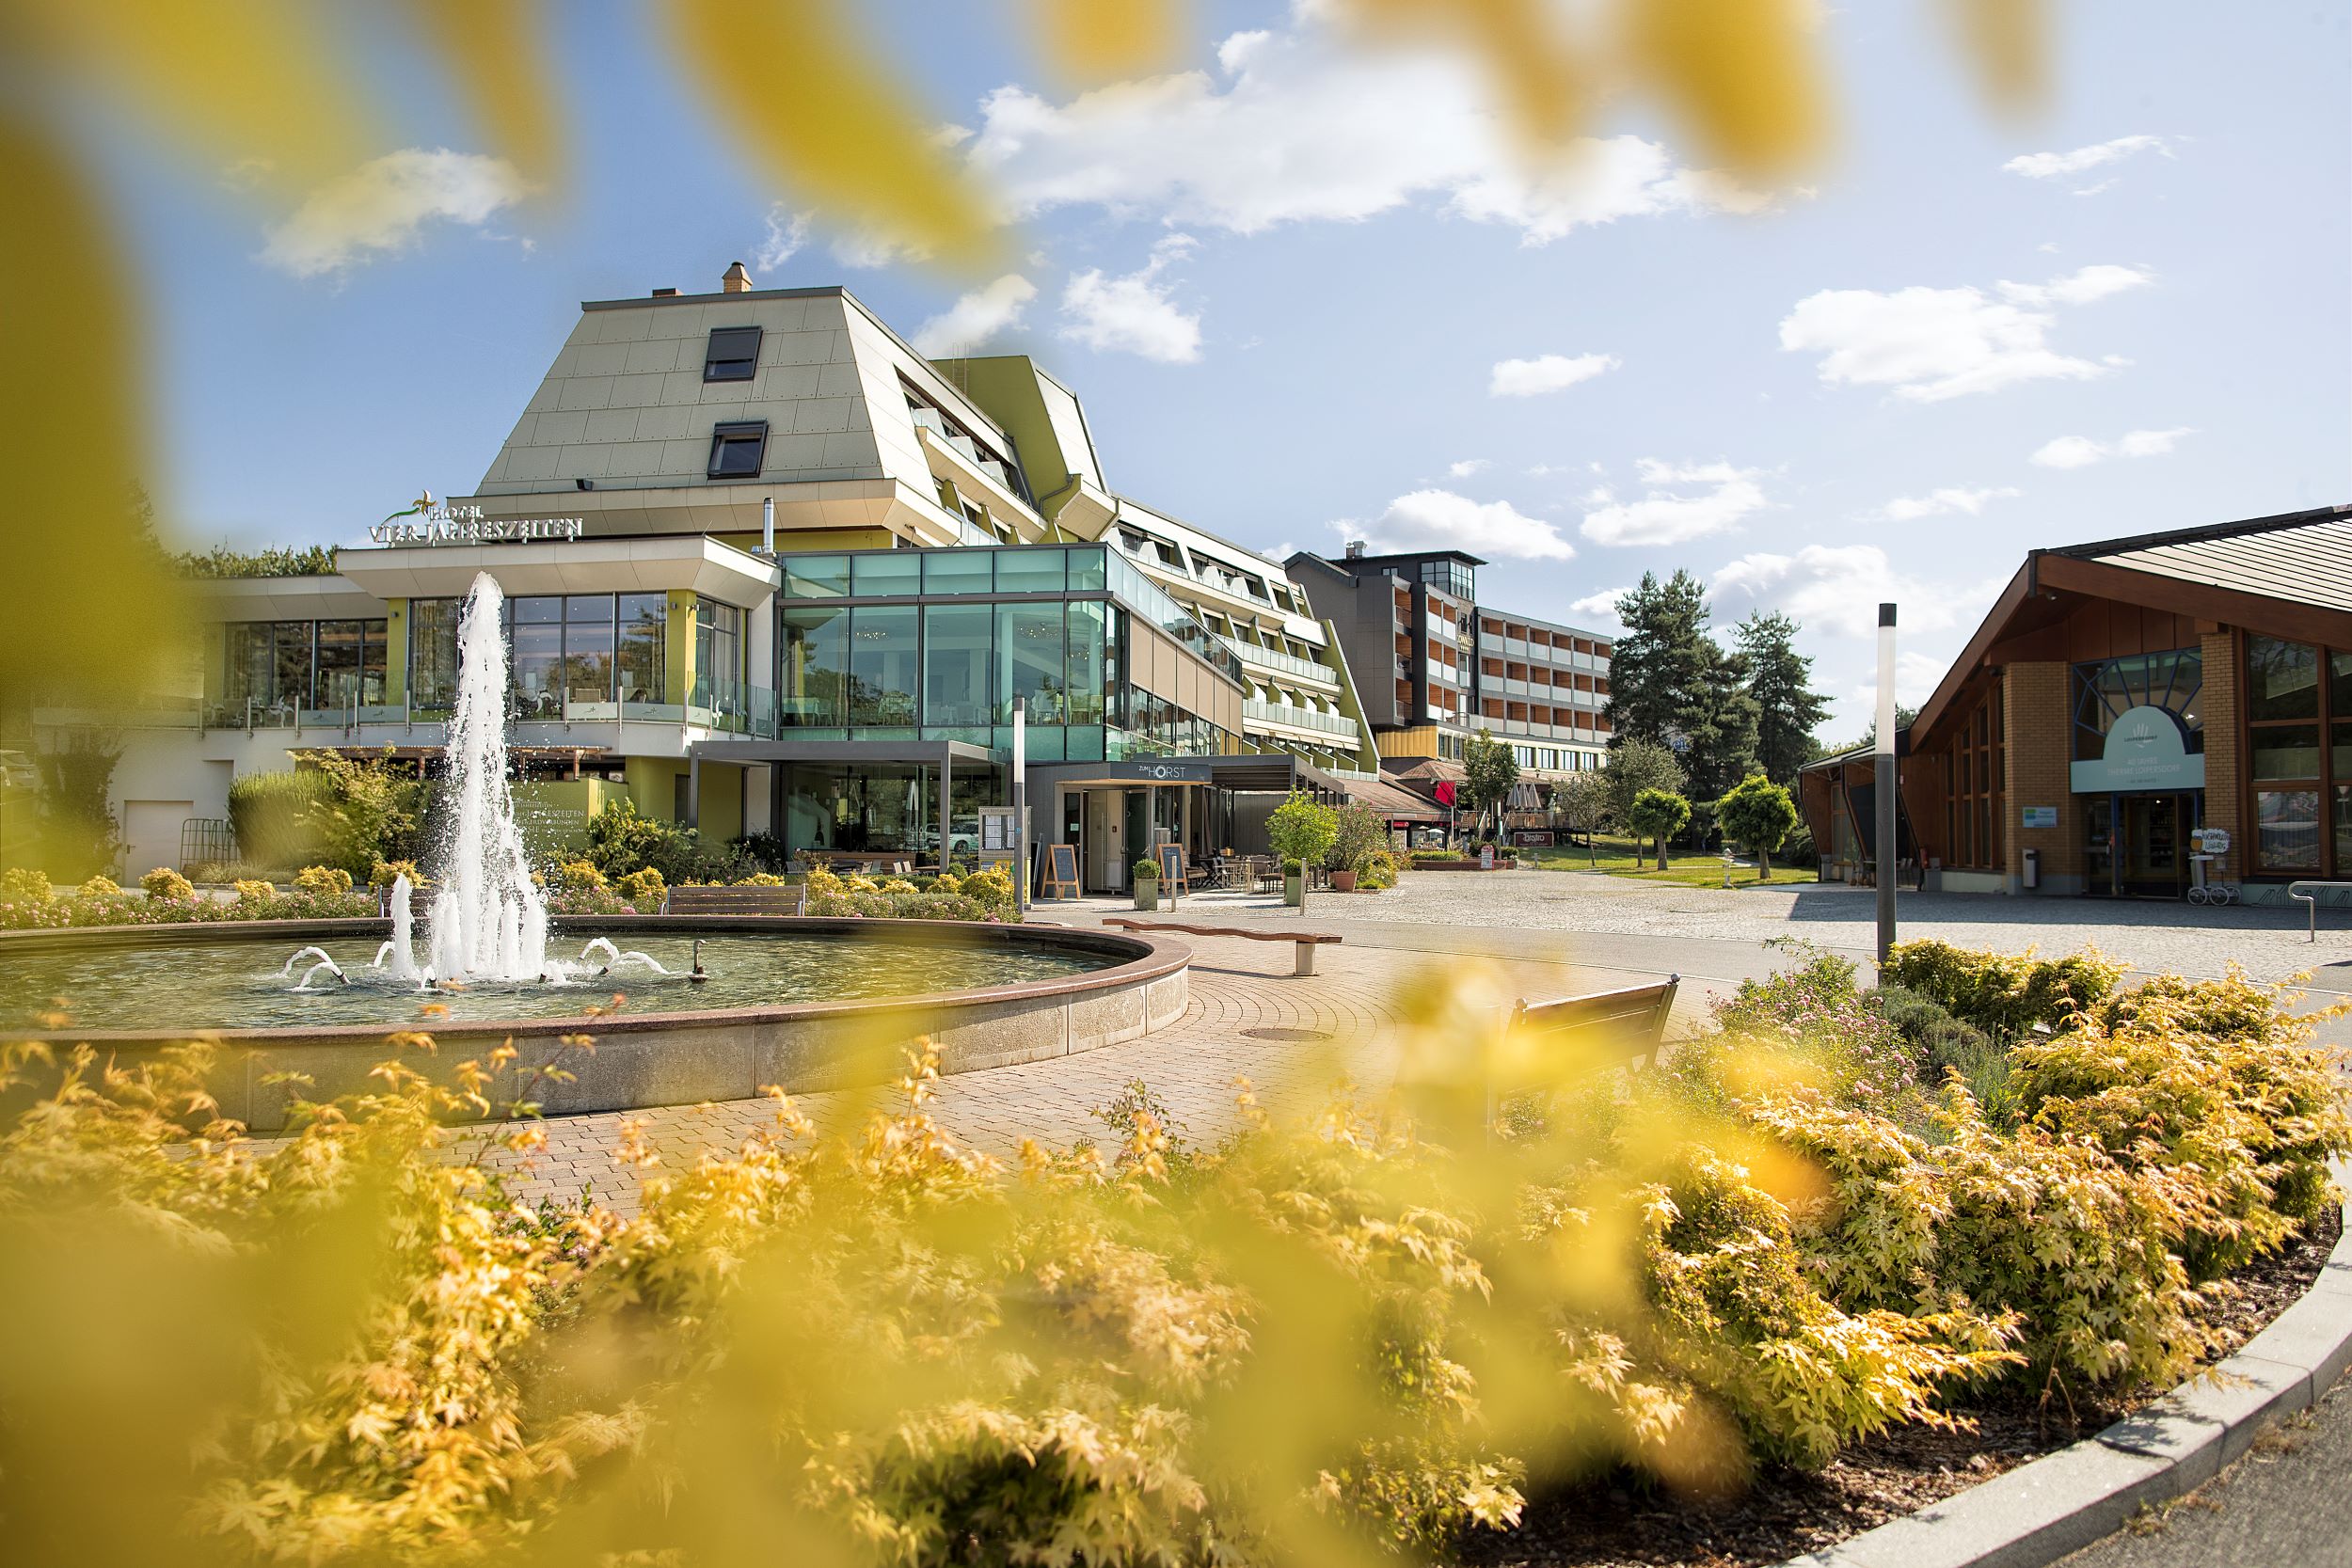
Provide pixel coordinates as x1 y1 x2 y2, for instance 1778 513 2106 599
371 495 584 546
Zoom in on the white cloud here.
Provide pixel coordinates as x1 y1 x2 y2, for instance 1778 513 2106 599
1876 485 2020 522
1447 457 1491 479
755 205 811 271
1488 352 1619 398
2030 426 2196 468
1579 458 1770 546
1709 545 1982 641
961 19 1773 245
913 275 1039 356
1261 541 1297 563
1343 489 1576 561
1778 264 2152 402
1567 588 1629 625
1058 234 1202 362
2004 135 2170 181
260 149 530 278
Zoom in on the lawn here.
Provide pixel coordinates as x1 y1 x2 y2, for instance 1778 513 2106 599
1520 834 1820 889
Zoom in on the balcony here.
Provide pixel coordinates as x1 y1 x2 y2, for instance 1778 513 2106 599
1218 633 1341 688
1242 699 1361 740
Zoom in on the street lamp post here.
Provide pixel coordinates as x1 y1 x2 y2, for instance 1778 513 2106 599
1012 696 1027 921
1876 602 1899 966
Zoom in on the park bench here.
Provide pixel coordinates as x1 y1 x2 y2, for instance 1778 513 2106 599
660 882 807 917
1102 918 1342 976
1485 974 1681 1132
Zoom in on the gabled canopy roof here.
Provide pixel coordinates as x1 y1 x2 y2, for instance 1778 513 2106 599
1910 502 2352 746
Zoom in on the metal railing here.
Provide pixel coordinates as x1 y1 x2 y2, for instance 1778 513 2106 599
2287 880 2352 941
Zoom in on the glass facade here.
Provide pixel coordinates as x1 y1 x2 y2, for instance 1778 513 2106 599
2070 648 2203 760
772 544 1239 764
222 618 387 716
2247 634 2352 875
410 591 675 717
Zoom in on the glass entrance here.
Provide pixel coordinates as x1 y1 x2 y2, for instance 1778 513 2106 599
2086 792 2201 897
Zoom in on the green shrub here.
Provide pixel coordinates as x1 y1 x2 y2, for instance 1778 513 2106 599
614 867 666 909
227 769 334 873
1327 800 1389 875
583 797 744 884
1361 848 1400 891
554 860 607 895
1132 858 1159 881
1264 790 1339 869
1881 940 2124 1037
2009 974 2352 1278
294 864 353 896
800 863 1016 922
138 866 195 902
1747 1088 2206 1390
369 859 420 890
1 867 53 905
294 750 424 881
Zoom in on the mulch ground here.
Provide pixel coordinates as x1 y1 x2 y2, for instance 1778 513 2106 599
1458 1205 2343 1568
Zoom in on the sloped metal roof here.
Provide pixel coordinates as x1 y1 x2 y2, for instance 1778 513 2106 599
2058 506 2352 611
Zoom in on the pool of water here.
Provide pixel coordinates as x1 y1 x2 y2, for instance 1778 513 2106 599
1 929 1113 1034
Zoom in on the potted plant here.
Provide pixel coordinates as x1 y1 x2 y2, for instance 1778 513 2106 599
1131 857 1161 911
1264 791 1339 909
1327 801 1385 893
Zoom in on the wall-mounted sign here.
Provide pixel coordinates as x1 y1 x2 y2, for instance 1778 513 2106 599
2021 805 2058 830
2069 704 2205 795
370 497 583 546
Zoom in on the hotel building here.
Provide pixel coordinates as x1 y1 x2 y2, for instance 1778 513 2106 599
1289 545 1614 788
62 267 1451 890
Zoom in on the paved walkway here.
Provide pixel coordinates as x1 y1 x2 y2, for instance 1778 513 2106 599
453 927 1714 1214
449 870 2352 1213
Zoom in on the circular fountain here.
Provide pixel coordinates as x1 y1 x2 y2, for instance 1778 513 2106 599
0 573 1186 1129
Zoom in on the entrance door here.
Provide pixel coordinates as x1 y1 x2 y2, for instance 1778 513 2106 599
2118 793 2188 898
1083 789 1125 892
2084 796 2116 895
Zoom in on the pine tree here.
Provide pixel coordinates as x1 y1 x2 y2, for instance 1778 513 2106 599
1677 638 1760 810
1603 571 1710 747
1736 610 1830 784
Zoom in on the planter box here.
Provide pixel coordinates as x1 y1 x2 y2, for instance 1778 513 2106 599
1133 885 1160 911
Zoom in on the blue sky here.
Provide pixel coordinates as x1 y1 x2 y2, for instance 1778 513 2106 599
101 0 2350 736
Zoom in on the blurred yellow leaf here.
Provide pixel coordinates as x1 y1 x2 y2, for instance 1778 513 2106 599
1947 0 2047 111
397 0 565 189
0 110 184 713
8 0 369 190
1624 0 1831 172
1027 0 1185 84
664 0 1002 270
1346 0 1589 145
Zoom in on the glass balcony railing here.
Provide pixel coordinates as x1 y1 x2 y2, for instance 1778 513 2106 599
1242 700 1361 739
1218 634 1340 686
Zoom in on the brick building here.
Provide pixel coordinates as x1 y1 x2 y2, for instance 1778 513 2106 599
1798 505 2352 902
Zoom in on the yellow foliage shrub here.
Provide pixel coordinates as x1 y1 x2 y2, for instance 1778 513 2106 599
139 866 194 902
293 864 352 895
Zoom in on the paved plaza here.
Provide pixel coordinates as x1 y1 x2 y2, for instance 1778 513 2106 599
453 869 2352 1214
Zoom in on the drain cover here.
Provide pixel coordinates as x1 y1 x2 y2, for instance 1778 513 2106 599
1242 1026 1332 1043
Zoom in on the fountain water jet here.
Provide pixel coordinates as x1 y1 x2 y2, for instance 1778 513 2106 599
426 575 549 983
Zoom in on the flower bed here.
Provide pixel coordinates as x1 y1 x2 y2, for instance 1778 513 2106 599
0 865 378 928
0 939 2341 1565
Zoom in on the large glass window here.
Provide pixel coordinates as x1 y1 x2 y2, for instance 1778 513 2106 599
617 593 665 704
314 620 362 709
781 606 847 727
848 606 918 728
922 549 993 595
2249 637 2320 721
2071 648 2202 760
922 603 993 729
850 550 920 596
273 622 312 710
224 623 272 709
1065 600 1106 725
563 594 616 706
2258 789 2322 871
783 554 850 599
2248 636 2327 871
510 595 563 717
695 597 744 703
408 599 462 709
997 601 1066 723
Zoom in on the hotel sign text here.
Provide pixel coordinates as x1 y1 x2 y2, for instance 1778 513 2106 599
371 502 583 546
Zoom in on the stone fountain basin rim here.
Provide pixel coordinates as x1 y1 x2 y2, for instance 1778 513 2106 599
0 914 1188 1046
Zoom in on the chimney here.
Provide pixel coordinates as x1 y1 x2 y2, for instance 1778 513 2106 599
650 286 679 297
721 261 753 293
1344 539 1366 560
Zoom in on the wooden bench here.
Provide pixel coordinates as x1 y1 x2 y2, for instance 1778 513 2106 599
660 883 807 917
1485 976 1680 1129
1102 918 1341 976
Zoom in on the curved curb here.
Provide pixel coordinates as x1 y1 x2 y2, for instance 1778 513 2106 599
1781 1159 2352 1568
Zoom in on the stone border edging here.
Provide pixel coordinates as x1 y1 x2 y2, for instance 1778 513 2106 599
1783 1159 2352 1568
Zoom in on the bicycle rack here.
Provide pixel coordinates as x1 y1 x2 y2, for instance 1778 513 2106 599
2287 879 2352 942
